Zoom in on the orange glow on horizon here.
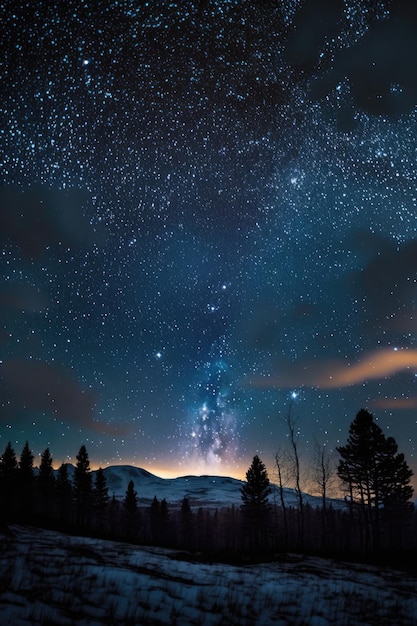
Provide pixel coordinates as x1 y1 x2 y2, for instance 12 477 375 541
86 459 247 480
143 465 246 480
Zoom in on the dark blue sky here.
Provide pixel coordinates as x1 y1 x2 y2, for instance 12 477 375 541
1 0 417 487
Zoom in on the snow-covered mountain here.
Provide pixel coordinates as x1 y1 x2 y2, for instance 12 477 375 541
102 465 247 508
57 464 344 509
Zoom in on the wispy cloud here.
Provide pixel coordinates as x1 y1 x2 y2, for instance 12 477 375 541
0 359 131 435
371 396 417 410
247 348 417 390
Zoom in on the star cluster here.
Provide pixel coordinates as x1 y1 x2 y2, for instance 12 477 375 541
1 1 417 484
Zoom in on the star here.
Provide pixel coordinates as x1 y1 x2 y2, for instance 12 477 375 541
0 0 416 487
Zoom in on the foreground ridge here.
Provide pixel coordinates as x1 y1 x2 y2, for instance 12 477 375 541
1 525 417 626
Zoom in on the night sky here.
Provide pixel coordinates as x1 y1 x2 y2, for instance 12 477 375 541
2 0 417 486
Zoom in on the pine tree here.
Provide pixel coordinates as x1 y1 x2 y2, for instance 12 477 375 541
181 496 191 515
0 442 18 479
56 462 72 526
180 496 193 549
19 441 34 481
73 445 92 527
150 496 161 544
241 455 272 514
123 480 138 541
18 441 35 522
94 468 109 509
37 448 55 523
93 467 109 534
159 498 170 546
160 498 169 519
0 442 18 523
150 495 160 518
38 448 54 483
109 492 120 538
337 408 414 550
124 480 138 513
241 455 272 551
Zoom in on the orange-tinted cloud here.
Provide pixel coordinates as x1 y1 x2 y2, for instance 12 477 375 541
247 348 417 390
371 397 417 410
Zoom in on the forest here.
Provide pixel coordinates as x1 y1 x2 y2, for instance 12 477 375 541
0 409 415 567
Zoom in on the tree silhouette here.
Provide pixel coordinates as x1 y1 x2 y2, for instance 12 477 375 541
0 442 18 523
150 496 161 544
180 496 193 549
94 467 109 509
160 498 168 519
241 455 271 551
181 496 191 515
274 447 289 550
37 447 55 523
286 408 304 549
19 441 34 480
124 480 138 513
56 463 72 526
311 441 335 550
73 445 92 527
94 467 109 533
337 408 414 550
39 448 54 482
241 455 271 513
159 498 171 546
0 442 18 479
124 480 138 540
18 441 35 521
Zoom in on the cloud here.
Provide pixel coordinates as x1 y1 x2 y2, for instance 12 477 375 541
0 283 49 313
286 0 417 121
0 360 130 435
247 348 417 390
371 397 417 410
0 186 102 258
284 0 344 72
236 295 319 353
353 238 417 335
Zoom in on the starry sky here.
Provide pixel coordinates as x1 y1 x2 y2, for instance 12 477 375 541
1 0 417 487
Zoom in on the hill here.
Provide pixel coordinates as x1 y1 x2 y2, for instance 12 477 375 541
54 464 343 509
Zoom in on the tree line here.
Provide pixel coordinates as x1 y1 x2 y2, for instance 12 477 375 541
0 409 415 564
241 408 415 561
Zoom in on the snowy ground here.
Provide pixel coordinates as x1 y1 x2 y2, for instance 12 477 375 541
1 526 416 625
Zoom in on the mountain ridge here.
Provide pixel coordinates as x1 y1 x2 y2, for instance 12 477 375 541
51 463 344 510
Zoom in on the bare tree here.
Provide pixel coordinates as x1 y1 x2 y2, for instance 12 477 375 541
311 441 336 549
274 446 289 549
311 441 336 506
286 405 304 549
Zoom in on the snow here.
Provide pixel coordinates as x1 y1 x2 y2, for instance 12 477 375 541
66 464 345 509
1 525 416 625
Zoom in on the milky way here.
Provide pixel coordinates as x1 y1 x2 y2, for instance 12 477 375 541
1 1 417 484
